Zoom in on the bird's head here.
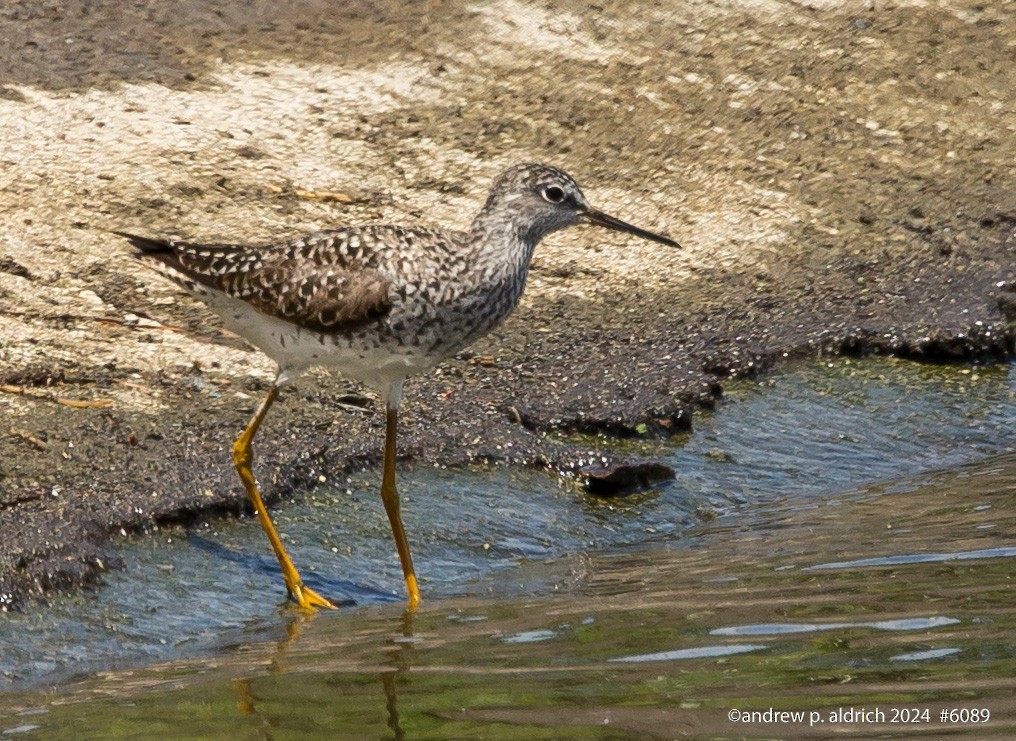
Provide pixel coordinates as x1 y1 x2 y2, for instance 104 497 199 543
482 163 680 248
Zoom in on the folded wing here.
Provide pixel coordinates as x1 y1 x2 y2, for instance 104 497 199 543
116 231 392 333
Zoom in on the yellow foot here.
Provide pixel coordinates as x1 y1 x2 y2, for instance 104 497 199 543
289 582 338 610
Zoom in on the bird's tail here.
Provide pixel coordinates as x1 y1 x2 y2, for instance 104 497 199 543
111 230 175 255
112 230 198 294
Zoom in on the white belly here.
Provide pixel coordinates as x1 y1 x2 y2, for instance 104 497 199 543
194 285 434 390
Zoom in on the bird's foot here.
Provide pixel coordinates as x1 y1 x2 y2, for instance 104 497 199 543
289 582 338 610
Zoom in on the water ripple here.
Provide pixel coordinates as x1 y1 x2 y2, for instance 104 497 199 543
806 546 1016 571
711 616 960 636
609 644 768 662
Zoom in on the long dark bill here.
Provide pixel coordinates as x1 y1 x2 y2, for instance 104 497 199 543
582 208 681 248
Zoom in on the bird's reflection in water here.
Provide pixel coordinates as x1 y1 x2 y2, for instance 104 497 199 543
230 609 416 739
380 611 415 740
232 675 270 738
380 672 404 741
232 613 311 739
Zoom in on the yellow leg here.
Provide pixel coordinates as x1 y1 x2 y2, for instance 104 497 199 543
232 385 336 610
380 402 421 611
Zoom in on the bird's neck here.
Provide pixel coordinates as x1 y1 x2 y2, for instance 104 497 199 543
467 207 540 284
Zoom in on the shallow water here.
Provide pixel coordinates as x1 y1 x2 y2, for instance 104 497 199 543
2 358 1015 738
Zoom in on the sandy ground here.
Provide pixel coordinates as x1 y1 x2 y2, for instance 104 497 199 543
1 0 1014 607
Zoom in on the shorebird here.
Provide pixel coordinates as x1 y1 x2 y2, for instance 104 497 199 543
117 163 679 611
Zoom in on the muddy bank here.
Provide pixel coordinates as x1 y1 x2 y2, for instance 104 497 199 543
1 0 1014 608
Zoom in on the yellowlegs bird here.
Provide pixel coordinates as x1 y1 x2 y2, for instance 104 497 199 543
117 163 679 611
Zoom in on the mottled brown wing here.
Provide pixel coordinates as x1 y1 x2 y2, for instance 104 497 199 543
118 232 392 333
226 261 392 333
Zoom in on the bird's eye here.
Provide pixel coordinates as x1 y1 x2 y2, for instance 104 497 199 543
542 185 566 204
